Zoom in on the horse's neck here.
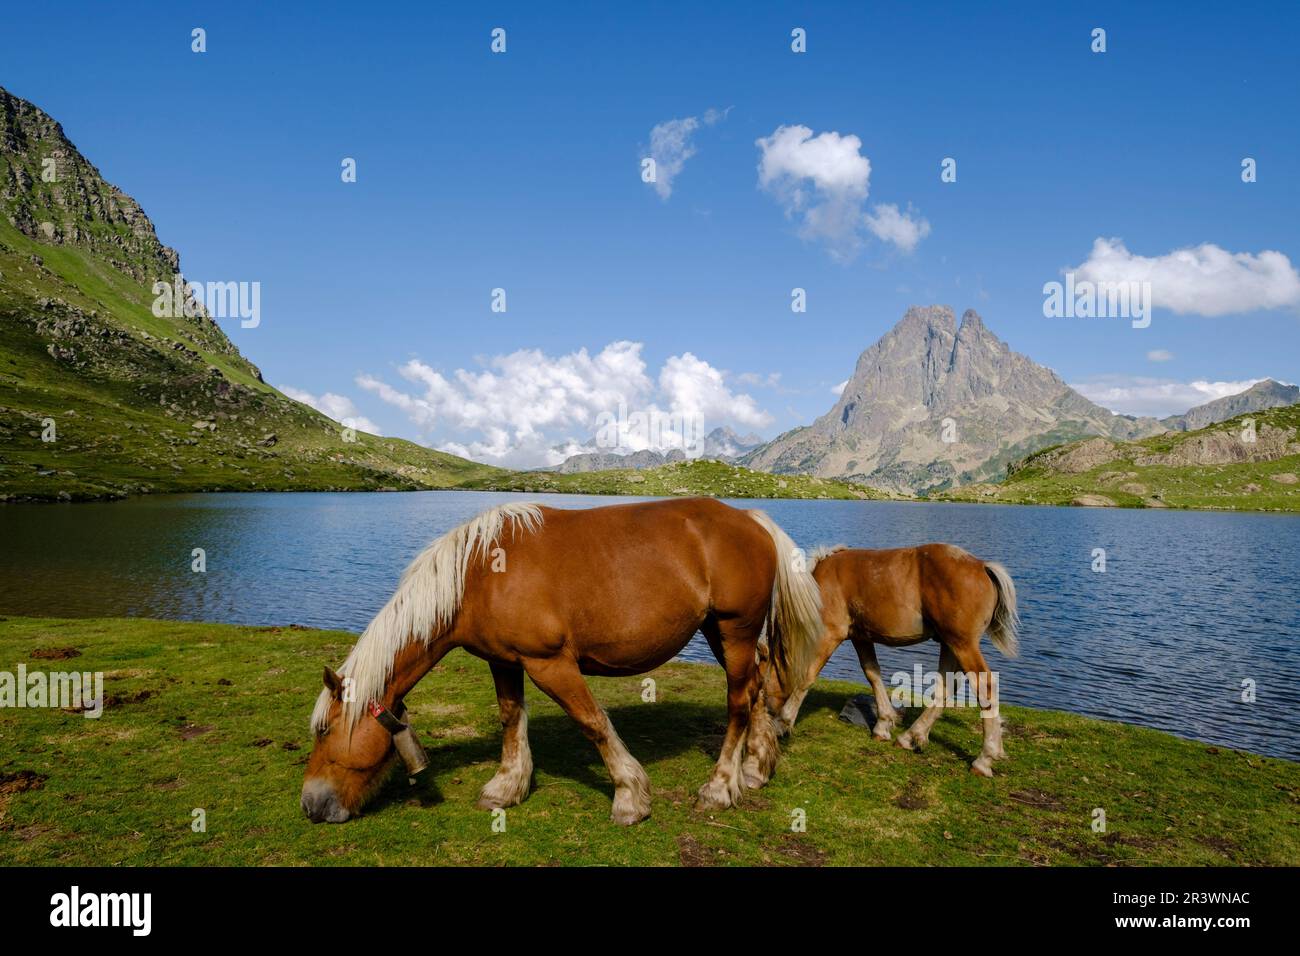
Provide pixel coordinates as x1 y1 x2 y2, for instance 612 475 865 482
383 637 452 706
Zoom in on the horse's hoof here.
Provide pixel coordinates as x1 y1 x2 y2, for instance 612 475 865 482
970 757 995 778
476 789 525 810
896 733 923 751
476 770 530 809
611 789 651 826
611 804 650 826
696 778 737 810
872 722 894 741
742 760 769 789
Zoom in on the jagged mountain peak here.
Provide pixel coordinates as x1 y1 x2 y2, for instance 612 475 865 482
743 305 1167 493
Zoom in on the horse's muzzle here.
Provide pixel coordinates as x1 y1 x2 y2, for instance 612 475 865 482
301 779 351 824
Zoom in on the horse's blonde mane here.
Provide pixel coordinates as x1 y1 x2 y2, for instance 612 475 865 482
311 502 543 732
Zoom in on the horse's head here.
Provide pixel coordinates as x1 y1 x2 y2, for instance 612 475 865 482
301 667 428 823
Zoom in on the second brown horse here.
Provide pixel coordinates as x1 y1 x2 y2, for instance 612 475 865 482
763 543 1020 777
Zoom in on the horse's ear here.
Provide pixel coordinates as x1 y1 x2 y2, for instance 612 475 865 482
323 667 343 698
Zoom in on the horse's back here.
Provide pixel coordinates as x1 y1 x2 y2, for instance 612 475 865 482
457 498 774 668
817 543 996 640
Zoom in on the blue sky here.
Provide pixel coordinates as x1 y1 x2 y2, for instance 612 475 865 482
4 1 1298 465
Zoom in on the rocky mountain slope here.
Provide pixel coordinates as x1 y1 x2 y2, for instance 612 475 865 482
939 402 1300 511
742 305 1165 493
1161 378 1299 432
0 84 505 500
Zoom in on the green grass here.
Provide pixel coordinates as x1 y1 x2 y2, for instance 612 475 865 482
2 616 1295 866
936 403 1300 513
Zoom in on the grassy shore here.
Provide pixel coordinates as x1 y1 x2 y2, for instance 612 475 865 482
1 616 1296 866
468 459 884 500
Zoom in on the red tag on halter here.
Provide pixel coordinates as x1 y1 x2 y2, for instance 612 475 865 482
367 700 386 719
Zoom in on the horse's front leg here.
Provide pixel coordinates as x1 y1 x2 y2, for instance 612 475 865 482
850 636 900 740
741 683 780 790
477 662 533 809
523 656 650 825
770 620 846 736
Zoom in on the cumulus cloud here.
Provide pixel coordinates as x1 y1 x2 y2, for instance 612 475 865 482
1146 349 1174 362
831 379 848 396
864 203 932 254
1071 238 1300 317
645 107 729 200
356 341 771 468
755 124 928 258
279 385 381 434
1070 376 1264 418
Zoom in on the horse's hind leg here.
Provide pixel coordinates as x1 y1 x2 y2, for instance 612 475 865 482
945 638 1006 777
698 618 762 809
897 645 955 751
522 656 651 825
850 637 899 740
477 662 533 810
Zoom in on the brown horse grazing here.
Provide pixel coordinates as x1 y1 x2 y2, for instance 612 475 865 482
763 543 1020 777
302 497 823 825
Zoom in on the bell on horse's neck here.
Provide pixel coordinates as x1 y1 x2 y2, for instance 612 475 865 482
392 724 429 776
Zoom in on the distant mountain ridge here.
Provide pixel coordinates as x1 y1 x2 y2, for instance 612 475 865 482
1161 379 1299 432
545 426 763 473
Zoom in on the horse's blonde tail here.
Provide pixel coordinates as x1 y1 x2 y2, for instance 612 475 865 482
984 561 1020 658
748 510 824 694
808 544 847 571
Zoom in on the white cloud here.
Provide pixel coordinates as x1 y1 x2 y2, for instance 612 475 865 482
831 379 848 396
1146 349 1174 362
736 371 782 388
279 385 381 434
646 107 728 200
659 352 771 428
357 341 771 468
864 203 931 254
1071 238 1300 317
1070 376 1263 418
755 124 928 258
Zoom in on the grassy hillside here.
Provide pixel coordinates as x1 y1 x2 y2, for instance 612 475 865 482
936 403 1300 512
0 86 508 501
2 616 1295 866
